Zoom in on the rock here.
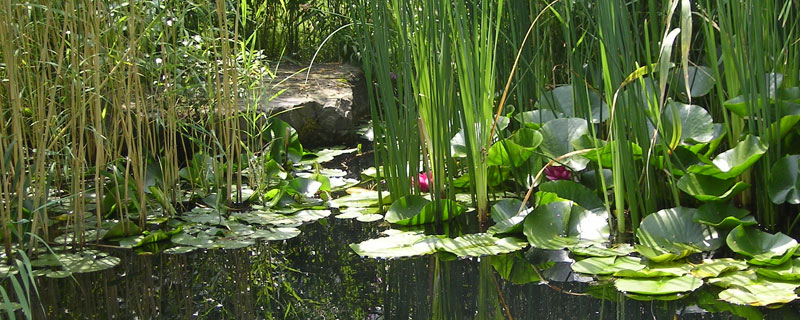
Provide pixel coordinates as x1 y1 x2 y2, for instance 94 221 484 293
257 63 369 147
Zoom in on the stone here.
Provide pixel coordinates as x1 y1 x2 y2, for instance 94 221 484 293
257 63 368 147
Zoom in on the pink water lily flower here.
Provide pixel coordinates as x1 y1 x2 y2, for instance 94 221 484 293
418 172 430 192
544 165 572 181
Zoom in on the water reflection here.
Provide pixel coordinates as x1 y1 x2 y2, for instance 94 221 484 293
36 217 798 319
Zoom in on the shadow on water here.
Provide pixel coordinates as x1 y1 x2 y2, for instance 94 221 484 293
35 215 800 319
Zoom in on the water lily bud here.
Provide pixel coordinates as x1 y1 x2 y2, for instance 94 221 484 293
544 165 572 181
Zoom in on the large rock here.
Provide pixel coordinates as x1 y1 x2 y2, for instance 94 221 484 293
259 63 369 147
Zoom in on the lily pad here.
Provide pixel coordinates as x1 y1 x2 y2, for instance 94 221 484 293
687 135 767 180
535 85 609 123
349 230 441 259
726 225 799 266
50 250 121 273
768 154 800 204
614 275 703 295
693 201 756 229
329 189 389 208
232 209 331 227
571 256 645 275
613 261 693 278
538 180 605 211
677 173 751 201
539 118 591 171
570 243 635 257
487 128 543 167
673 66 716 98
662 101 715 144
635 207 722 262
488 199 530 235
691 259 749 278
248 227 302 241
436 234 528 258
756 258 800 281
523 201 609 250
719 285 798 306
489 253 541 284
515 109 560 129
384 195 466 225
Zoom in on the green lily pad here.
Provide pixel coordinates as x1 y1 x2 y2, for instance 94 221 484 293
693 201 756 228
673 66 716 98
523 201 609 250
489 253 541 284
232 209 331 227
487 199 530 235
757 258 800 281
614 275 703 295
539 118 590 171
613 261 693 278
688 135 767 180
535 85 609 123
163 246 197 254
384 195 466 225
570 243 634 257
248 227 302 241
329 189 389 208
690 258 748 278
662 101 715 144
52 250 121 273
102 221 142 239
571 256 645 275
213 238 255 249
349 230 441 259
515 109 560 129
171 233 215 248
488 128 543 167
727 225 799 266
299 147 357 165
635 207 722 262
436 234 528 258
768 154 800 204
677 173 750 201
538 180 605 211
719 285 798 306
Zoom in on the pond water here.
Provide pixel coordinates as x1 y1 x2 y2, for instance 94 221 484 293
34 214 799 319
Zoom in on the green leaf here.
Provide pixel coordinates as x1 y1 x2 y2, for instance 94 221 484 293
349 230 441 259
690 258 748 278
570 243 634 257
539 118 590 170
487 128 543 166
39 250 121 274
726 225 799 266
535 85 609 123
436 234 528 258
102 221 142 239
515 109 559 129
571 256 645 275
613 261 692 278
231 209 331 227
489 253 541 284
757 258 800 281
769 154 800 204
693 201 756 229
523 201 609 250
673 66 716 97
688 135 767 179
384 195 466 225
677 173 751 201
488 199 530 235
662 101 715 144
538 180 605 210
635 207 722 262
719 285 798 306
615 275 703 295
287 177 322 197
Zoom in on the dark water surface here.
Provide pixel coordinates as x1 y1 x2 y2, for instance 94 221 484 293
36 216 800 319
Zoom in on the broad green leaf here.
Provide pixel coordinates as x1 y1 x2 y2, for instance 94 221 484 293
690 258 748 278
538 180 605 210
329 189 389 208
614 261 693 278
515 109 560 129
539 118 590 171
38 250 121 274
635 207 722 262
673 66 715 97
248 227 301 241
614 275 703 295
171 233 215 248
488 199 530 235
571 256 645 275
677 173 751 201
489 253 540 284
287 177 322 197
349 230 441 259
102 221 142 239
487 128 543 166
693 201 756 229
769 154 800 204
299 147 357 165
523 201 609 250
231 209 331 227
436 234 528 258
662 101 715 144
213 238 255 250
384 195 466 225
757 258 800 281
719 285 798 306
535 85 609 123
688 135 767 180
570 243 634 257
727 225 799 266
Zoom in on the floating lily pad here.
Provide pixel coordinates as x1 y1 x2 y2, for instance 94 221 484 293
756 258 800 281
329 189 388 208
768 154 800 204
726 225 799 266
232 209 331 227
171 233 215 248
436 234 528 258
673 66 716 98
515 109 560 129
539 118 591 171
677 173 750 201
299 147 357 165
719 285 798 306
571 256 645 275
384 195 465 225
662 101 715 144
43 250 121 274
213 238 255 249
535 85 609 123
248 227 301 241
349 230 441 259
570 243 634 257
538 180 605 211
687 135 767 180
489 253 541 284
691 259 748 278
614 261 693 278
635 207 722 262
163 246 197 254
614 275 703 295
487 128 543 167
693 201 756 229
523 201 609 250
487 199 530 235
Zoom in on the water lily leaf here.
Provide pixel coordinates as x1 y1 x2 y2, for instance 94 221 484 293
662 101 715 144
719 285 798 306
248 227 301 241
535 85 609 123
673 66 715 97
583 141 643 168
614 261 693 278
523 201 609 250
384 195 465 225
171 233 215 248
134 227 182 248
691 258 748 278
329 189 389 208
538 180 605 211
489 253 541 284
213 238 255 249
349 230 441 259
695 286 764 320
102 221 142 239
677 173 751 201
232 209 331 227
182 207 226 224
356 214 384 222
726 225 799 266
488 128 543 166
614 275 703 295
570 243 634 257
299 147 357 165
688 135 767 180
768 154 800 204
707 270 759 288
49 250 121 273
757 258 800 281
287 177 322 197
539 118 590 171
571 256 645 275
635 207 722 262
488 199 530 235
163 246 197 254
437 234 528 258
693 201 756 229
515 109 560 129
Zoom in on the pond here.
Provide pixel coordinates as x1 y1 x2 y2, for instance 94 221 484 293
35 214 798 319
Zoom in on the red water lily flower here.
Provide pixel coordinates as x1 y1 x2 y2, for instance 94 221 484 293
418 172 430 192
544 165 572 181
